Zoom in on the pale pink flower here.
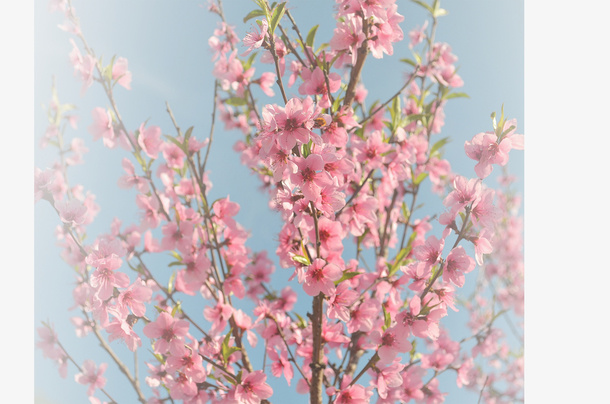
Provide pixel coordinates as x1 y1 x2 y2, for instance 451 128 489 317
142 311 190 354
273 97 313 151
327 281 359 322
414 235 445 269
112 57 132 89
290 154 333 202
74 360 107 397
138 123 163 159
303 258 343 296
371 326 413 365
88 107 117 148
55 198 88 227
117 158 149 193
234 370 273 404
203 300 233 335
443 246 475 287
105 317 142 352
333 383 372 404
242 18 268 56
118 279 152 317
268 348 294 385
409 21 428 48
371 359 404 399
89 267 130 301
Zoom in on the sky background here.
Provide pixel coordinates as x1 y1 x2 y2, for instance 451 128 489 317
0 0 600 403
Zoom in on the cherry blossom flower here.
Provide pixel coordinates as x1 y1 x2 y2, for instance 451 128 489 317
234 370 273 404
111 57 132 89
138 123 163 159
242 18 268 56
142 311 190 354
303 258 343 296
74 360 107 397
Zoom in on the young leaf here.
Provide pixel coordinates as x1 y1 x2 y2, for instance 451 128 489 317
430 136 450 157
414 172 429 185
306 24 319 48
269 2 286 35
334 271 360 285
225 97 248 107
167 271 176 294
444 92 470 100
292 255 310 266
243 9 266 23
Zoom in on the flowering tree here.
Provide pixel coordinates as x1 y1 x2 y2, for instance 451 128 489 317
35 0 524 403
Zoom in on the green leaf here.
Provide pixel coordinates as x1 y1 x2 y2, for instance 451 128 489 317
411 0 434 14
294 312 307 328
167 271 176 294
334 271 360 285
388 247 410 277
171 301 182 317
243 9 266 23
225 97 247 107
164 134 187 154
269 2 286 34
414 172 429 185
401 201 410 220
430 136 450 156
444 92 470 100
433 7 448 17
306 25 319 48
184 126 194 143
221 328 241 362
302 140 312 158
242 51 259 71
292 255 310 266
382 305 392 330
400 58 417 67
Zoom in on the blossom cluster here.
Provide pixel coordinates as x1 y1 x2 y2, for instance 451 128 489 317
36 0 524 403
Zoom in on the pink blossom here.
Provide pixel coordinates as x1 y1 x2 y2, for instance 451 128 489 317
234 370 273 404
443 246 475 287
89 267 130 301
112 57 132 89
371 359 404 399
55 198 88 227
299 67 341 108
409 21 428 48
327 281 359 321
273 97 313 151
256 71 276 97
203 300 233 335
166 343 206 383
105 317 142 352
138 123 163 159
303 258 343 296
268 348 294 385
74 360 107 397
333 383 372 404
242 18 268 56
290 153 333 202
88 107 117 148
167 372 198 400
117 158 149 193
414 235 445 269
371 326 412 365
142 311 190 354
347 298 379 333
118 279 152 317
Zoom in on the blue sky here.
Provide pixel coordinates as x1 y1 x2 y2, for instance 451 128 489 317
9 0 604 403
